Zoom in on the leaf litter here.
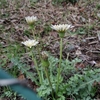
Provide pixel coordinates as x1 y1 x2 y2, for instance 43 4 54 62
0 0 100 99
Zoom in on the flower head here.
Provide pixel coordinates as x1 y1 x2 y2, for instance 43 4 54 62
21 39 39 48
51 24 72 38
51 24 71 32
25 16 38 25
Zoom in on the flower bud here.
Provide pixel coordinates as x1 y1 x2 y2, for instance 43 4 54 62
41 51 49 67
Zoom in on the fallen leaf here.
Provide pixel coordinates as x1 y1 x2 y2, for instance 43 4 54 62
75 62 86 69
18 74 25 80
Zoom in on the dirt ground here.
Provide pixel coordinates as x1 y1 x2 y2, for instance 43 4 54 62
0 0 100 99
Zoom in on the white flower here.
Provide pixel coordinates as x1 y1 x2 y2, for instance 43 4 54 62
51 24 72 32
25 16 38 25
97 13 100 18
21 39 39 48
51 24 73 38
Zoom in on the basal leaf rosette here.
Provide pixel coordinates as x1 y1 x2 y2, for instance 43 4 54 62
21 39 39 48
51 24 72 38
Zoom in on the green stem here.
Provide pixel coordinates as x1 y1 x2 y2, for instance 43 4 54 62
30 25 36 40
36 46 44 84
56 38 63 93
44 67 54 99
37 46 42 62
38 34 43 62
31 50 42 85
32 29 36 40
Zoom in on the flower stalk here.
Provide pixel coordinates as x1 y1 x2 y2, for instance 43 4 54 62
31 49 42 85
51 24 72 94
56 37 63 93
41 51 54 98
44 67 54 99
21 39 42 85
30 25 36 39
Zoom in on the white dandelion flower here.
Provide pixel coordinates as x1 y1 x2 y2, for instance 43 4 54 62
21 39 39 48
51 24 72 32
51 24 73 38
25 16 38 25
